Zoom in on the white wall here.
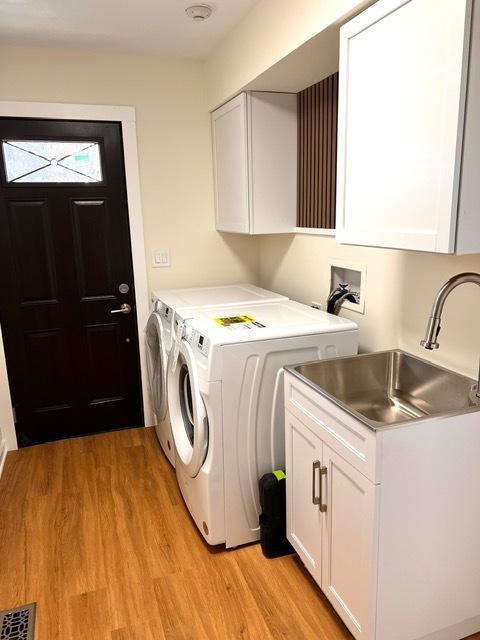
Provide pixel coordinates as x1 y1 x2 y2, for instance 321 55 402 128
205 0 372 109
0 44 259 451
0 44 259 291
207 0 480 381
259 234 480 379
2 1 480 454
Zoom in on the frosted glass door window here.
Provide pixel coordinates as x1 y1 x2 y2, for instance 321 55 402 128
2 140 103 183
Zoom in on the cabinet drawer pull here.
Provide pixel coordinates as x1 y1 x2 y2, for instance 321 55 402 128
312 460 321 505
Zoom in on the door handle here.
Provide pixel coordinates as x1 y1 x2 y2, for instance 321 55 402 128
312 460 327 512
110 303 131 315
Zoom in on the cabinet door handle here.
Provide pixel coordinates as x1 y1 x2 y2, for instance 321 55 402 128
312 461 328 511
319 465 327 513
312 460 321 505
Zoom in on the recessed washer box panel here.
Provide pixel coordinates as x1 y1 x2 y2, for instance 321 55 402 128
330 260 366 314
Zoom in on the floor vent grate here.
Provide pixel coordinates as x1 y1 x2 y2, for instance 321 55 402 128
0 603 36 640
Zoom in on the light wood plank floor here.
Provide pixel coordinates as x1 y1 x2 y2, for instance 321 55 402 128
0 427 476 640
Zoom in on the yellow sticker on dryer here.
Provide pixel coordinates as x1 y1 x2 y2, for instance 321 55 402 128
214 315 255 326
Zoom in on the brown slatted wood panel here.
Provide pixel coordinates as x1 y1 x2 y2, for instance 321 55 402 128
297 73 338 229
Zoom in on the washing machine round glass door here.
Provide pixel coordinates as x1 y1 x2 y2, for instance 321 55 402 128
145 312 168 420
168 337 208 478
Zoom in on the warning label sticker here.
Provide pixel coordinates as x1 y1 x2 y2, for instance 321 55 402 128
214 315 255 326
214 315 266 330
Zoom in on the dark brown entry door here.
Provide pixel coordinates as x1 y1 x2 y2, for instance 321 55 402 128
0 118 143 447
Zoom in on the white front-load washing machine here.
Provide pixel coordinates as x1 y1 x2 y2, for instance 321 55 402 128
145 304 174 464
145 284 288 467
167 300 359 548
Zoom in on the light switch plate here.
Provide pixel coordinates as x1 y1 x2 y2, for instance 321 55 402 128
152 249 170 268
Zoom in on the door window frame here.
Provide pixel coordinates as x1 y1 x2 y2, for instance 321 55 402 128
0 102 153 454
0 138 106 186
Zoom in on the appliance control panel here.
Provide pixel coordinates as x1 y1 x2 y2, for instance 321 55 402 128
173 317 201 347
173 316 184 339
194 330 210 356
171 317 209 355
155 301 172 319
163 304 172 319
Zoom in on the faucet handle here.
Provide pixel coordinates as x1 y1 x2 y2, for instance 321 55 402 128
420 316 441 349
420 339 439 350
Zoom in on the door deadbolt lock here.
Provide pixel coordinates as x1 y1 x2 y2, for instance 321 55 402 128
118 283 130 294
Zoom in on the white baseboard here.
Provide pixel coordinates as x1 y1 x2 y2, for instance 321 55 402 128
419 615 480 639
0 438 7 480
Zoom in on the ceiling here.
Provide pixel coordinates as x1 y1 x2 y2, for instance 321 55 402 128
0 0 259 59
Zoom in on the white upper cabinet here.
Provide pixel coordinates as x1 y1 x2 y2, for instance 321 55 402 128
336 0 480 254
211 94 250 234
211 91 297 234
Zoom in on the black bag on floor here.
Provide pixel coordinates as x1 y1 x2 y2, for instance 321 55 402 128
259 471 295 558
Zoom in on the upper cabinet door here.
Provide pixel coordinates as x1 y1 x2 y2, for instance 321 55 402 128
211 92 297 235
211 93 250 233
336 0 472 253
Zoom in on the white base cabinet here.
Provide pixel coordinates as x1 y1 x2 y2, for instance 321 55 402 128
211 91 297 234
286 412 377 640
285 371 480 640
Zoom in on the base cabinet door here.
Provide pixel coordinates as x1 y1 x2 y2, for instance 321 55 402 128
285 412 323 584
321 444 377 640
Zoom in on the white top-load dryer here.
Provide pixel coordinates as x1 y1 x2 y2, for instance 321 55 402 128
167 300 359 548
145 284 288 466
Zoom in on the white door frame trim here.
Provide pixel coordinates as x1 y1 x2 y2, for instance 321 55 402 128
0 101 154 453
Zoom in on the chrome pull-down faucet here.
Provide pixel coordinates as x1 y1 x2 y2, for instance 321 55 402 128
421 271 480 401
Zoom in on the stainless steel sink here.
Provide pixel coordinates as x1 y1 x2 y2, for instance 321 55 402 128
286 350 479 429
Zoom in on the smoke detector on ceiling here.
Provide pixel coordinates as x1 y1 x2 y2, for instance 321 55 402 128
185 4 213 21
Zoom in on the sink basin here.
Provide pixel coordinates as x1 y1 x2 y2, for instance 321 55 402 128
287 350 479 429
